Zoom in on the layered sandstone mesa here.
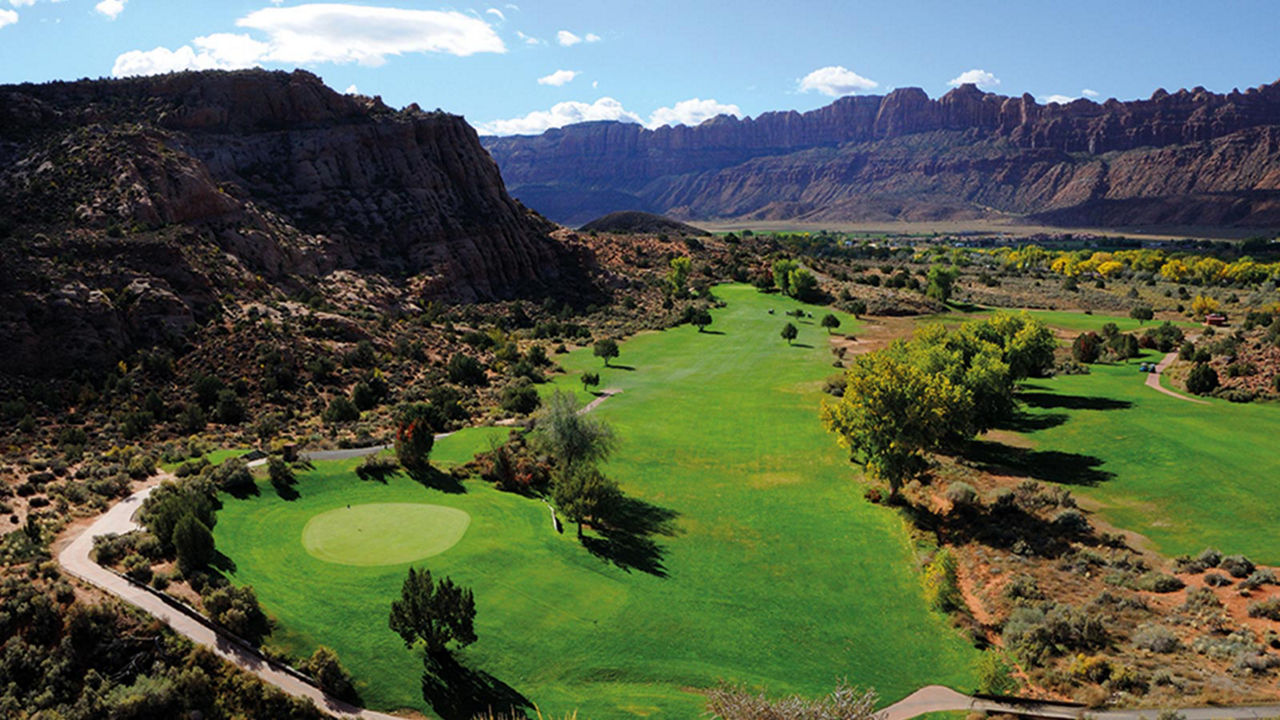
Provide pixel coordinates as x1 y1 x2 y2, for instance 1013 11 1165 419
483 81 1280 227
0 69 568 374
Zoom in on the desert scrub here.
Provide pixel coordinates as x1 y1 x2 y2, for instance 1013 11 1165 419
1132 624 1179 653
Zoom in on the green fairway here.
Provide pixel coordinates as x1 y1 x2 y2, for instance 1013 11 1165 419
301 503 471 566
919 306 1197 334
1004 352 1280 562
214 284 978 718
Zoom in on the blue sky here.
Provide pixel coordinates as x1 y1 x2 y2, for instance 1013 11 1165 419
2 1 1278 135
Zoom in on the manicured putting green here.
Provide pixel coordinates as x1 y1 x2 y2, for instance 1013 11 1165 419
301 503 470 566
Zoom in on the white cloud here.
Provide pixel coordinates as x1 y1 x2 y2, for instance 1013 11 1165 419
237 5 505 64
537 69 578 86
113 4 506 77
8 0 33 7
1044 94 1076 105
798 65 878 97
1081 88 1100 98
592 80 598 88
516 30 541 45
344 83 358 94
94 0 125 20
111 33 270 77
485 8 504 21
479 96 741 135
0 8 15 27
947 68 1000 91
477 97 641 135
555 30 598 46
647 98 740 129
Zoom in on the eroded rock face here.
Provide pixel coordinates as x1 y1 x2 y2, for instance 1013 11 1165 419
483 81 1280 226
0 69 568 374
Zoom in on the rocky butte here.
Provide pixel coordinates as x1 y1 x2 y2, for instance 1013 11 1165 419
0 69 571 375
482 81 1280 227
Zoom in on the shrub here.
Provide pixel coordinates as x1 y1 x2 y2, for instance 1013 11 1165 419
923 549 960 612
202 584 271 644
209 459 255 496
1072 332 1101 363
1134 572 1184 593
1185 363 1219 395
173 514 216 575
213 390 244 425
1002 574 1045 603
944 482 978 509
1204 572 1232 587
447 353 487 385
302 646 357 703
1052 508 1090 535
500 380 541 415
1197 547 1223 568
123 554 153 583
1220 554 1255 578
323 396 360 424
1248 598 1280 621
1239 569 1276 591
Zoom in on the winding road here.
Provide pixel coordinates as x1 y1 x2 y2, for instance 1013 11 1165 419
1145 350 1209 404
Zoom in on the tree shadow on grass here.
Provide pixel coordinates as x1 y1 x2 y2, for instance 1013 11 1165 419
210 550 237 574
355 463 399 484
790 342 814 349
582 496 680 578
1018 392 1133 411
606 364 637 371
993 410 1068 433
421 653 531 720
958 440 1114 486
408 466 466 494
698 329 726 335
271 481 300 501
224 483 260 500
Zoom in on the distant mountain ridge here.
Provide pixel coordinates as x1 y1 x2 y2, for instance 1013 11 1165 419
482 81 1280 228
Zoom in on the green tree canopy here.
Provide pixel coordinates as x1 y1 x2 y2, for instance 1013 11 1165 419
531 391 615 469
394 403 437 471
551 462 622 539
388 567 477 657
821 343 970 497
781 322 798 345
593 338 619 366
172 513 215 575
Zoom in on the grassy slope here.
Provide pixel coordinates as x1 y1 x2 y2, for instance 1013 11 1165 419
1010 351 1280 562
214 284 977 718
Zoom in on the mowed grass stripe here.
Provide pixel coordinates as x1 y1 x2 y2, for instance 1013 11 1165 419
214 284 978 718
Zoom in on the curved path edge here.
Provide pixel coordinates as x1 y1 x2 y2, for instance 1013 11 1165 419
57 483 404 719
1145 350 1209 405
883 685 1280 720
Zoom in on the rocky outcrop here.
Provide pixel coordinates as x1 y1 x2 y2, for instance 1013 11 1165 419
0 69 569 374
483 80 1280 227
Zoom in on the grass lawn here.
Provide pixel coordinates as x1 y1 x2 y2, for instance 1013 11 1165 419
161 447 249 472
917 306 1197 335
1001 351 1280 562
213 283 978 718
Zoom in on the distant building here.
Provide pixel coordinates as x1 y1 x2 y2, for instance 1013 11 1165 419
1205 312 1228 326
